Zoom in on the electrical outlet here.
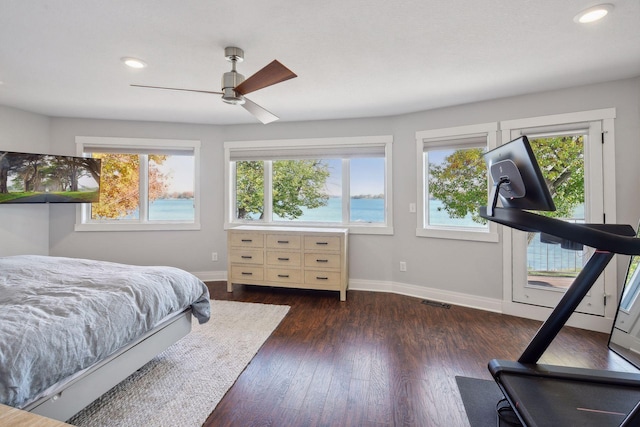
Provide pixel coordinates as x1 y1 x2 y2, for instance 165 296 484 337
400 261 407 272
211 252 218 262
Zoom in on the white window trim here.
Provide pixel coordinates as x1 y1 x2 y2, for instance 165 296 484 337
224 136 393 235
74 136 201 232
415 122 499 242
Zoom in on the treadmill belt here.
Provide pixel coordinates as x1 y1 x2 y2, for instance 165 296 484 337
498 374 640 426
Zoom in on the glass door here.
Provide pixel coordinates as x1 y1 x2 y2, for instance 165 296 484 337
510 121 605 315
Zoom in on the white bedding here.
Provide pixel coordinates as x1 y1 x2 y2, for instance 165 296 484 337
0 255 210 409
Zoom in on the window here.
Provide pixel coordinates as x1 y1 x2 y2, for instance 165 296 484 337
415 123 498 242
225 136 392 235
75 137 200 231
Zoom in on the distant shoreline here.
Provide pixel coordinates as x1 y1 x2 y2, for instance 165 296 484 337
332 194 384 200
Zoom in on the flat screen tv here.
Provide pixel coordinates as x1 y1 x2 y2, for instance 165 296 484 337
483 135 556 215
0 150 101 204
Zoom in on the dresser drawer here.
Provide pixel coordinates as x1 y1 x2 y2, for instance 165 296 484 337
266 251 301 266
230 265 264 281
266 268 302 283
304 235 342 252
304 253 342 269
229 232 264 248
266 234 301 250
304 270 342 287
229 249 264 265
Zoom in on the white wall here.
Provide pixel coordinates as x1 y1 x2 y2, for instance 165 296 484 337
0 105 50 256
4 76 640 310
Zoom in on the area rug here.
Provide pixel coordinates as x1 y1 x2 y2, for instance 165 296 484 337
68 300 290 427
456 376 505 427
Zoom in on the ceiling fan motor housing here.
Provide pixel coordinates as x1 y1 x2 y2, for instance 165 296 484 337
221 71 245 104
222 46 246 104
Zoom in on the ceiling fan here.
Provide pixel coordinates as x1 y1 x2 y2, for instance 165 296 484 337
131 47 297 124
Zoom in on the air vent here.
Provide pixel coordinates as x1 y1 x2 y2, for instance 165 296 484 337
421 299 451 309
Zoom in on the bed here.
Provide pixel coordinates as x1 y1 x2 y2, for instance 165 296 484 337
0 255 211 422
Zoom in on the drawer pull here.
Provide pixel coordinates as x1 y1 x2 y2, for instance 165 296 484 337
316 276 329 280
277 240 289 244
316 242 329 245
278 274 290 278
241 255 253 259
241 239 253 242
241 272 253 276
278 257 290 261
316 259 328 263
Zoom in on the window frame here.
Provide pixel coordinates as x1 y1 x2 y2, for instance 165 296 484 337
75 136 201 232
224 136 393 235
415 122 499 242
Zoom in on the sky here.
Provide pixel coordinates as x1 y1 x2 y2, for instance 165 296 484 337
155 155 194 193
324 158 385 197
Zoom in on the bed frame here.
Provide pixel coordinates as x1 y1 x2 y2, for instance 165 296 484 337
23 309 193 422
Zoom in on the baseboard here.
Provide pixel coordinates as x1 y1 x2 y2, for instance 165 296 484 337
348 278 503 313
193 271 501 312
190 272 612 332
193 270 227 282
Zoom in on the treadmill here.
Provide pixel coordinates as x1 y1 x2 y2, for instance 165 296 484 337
480 136 640 426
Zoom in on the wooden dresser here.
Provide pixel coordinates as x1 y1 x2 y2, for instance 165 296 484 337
227 226 349 300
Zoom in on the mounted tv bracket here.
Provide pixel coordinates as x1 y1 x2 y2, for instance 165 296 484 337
487 159 526 216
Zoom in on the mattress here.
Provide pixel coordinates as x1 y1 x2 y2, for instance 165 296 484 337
0 255 211 409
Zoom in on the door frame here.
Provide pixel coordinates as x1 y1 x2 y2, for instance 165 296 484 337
499 108 618 332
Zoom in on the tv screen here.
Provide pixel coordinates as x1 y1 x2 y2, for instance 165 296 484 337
483 136 556 213
0 150 101 204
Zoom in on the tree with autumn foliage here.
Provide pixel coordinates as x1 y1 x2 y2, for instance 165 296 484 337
236 160 330 220
91 153 168 219
428 136 584 224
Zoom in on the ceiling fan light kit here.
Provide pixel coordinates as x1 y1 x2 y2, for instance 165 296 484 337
130 46 296 124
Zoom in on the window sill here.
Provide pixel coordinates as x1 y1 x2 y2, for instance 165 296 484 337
225 221 393 235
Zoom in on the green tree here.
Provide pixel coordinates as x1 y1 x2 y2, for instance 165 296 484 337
428 147 487 224
235 160 331 220
236 161 265 219
428 136 584 223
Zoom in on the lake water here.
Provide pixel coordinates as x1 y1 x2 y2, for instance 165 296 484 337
274 197 384 223
149 198 195 221
152 197 578 272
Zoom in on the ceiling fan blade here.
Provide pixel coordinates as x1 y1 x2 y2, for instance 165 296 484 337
130 84 223 95
234 60 297 95
241 97 279 124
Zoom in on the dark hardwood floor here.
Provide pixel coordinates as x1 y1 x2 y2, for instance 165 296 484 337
203 282 634 426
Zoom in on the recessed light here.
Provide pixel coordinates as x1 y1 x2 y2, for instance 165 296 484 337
574 4 613 24
121 57 147 69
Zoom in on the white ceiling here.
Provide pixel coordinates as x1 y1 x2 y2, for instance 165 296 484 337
1 0 639 125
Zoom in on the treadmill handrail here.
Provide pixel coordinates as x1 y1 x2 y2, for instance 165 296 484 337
480 206 639 255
